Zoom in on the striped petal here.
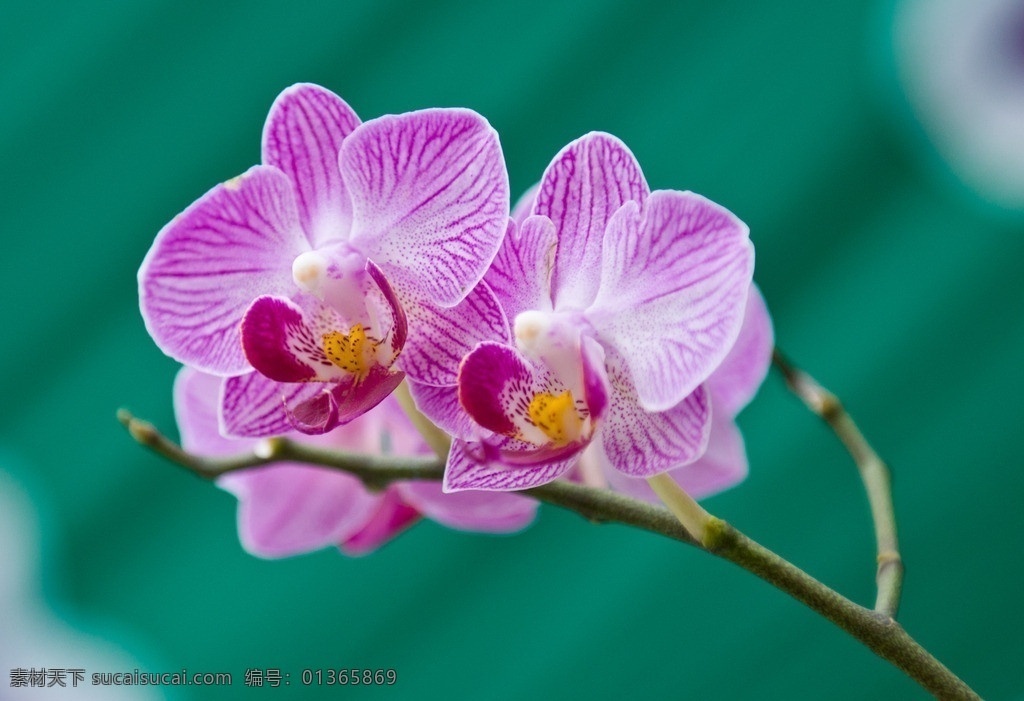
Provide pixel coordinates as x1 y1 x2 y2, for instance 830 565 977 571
588 190 753 412
599 354 712 478
139 165 307 375
443 437 581 492
406 380 478 442
220 371 328 438
534 132 649 310
262 83 361 248
343 108 510 307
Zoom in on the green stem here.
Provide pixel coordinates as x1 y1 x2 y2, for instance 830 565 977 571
772 350 904 617
117 409 978 698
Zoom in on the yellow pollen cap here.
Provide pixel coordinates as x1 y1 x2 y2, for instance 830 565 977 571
323 324 373 377
528 391 583 446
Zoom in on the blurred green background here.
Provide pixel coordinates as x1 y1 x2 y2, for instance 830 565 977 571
2 1 1022 699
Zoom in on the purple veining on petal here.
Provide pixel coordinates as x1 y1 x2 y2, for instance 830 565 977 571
483 216 557 323
534 132 649 310
599 353 712 477
240 296 324 383
457 342 532 436
262 83 361 248
443 437 580 492
220 371 327 438
588 190 753 412
139 165 308 375
400 280 509 387
343 108 510 307
705 284 773 419
603 414 747 502
398 480 537 531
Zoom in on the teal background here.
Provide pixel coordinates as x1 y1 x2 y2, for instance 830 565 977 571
2 1 1022 699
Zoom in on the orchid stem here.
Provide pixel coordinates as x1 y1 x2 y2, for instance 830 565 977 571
771 349 903 618
118 407 977 698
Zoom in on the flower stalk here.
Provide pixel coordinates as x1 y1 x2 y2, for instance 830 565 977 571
118 403 978 698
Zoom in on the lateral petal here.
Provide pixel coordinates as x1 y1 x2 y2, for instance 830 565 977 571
443 437 580 492
483 216 557 323
343 108 509 307
589 190 753 412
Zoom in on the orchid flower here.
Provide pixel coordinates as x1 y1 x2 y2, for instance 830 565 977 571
175 368 536 558
140 83 509 435
411 132 755 491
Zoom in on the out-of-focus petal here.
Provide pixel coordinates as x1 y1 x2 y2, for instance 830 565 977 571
534 132 649 310
399 281 509 387
174 367 235 455
603 414 747 502
443 437 580 492
262 83 361 247
220 370 327 438
338 489 420 556
483 216 557 323
140 165 307 375
599 357 712 477
589 191 753 412
705 285 774 419
397 481 537 532
219 465 382 559
343 108 509 307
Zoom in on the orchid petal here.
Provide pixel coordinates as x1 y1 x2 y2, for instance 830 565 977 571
406 380 478 442
241 296 332 383
457 342 537 436
174 367 237 454
603 414 747 502
483 216 556 323
589 190 753 412
343 108 510 307
139 165 307 375
220 371 327 438
400 280 509 387
443 437 580 492
219 465 382 559
706 284 774 419
397 481 537 531
339 489 420 556
262 83 361 247
534 132 649 309
600 357 712 477
288 366 406 435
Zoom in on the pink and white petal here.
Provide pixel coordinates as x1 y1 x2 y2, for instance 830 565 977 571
600 359 712 477
175 367 244 455
366 259 408 353
220 371 326 438
338 488 421 556
262 83 361 247
511 182 539 227
397 481 537 532
288 366 406 435
343 108 509 307
588 190 753 412
706 284 774 419
140 165 308 375
443 437 580 492
400 280 509 387
240 295 347 383
218 464 381 559
604 414 747 503
406 380 478 442
534 132 649 310
483 216 557 323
